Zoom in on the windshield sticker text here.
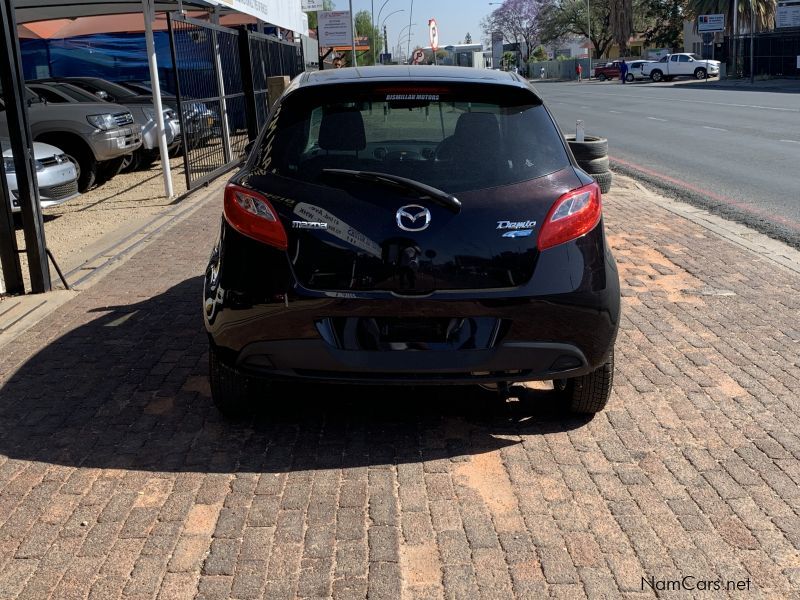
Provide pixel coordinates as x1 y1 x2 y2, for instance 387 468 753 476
386 94 440 101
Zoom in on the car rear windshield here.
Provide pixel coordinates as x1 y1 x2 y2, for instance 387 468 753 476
254 82 570 193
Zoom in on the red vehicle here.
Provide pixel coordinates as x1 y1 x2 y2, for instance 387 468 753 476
593 61 622 81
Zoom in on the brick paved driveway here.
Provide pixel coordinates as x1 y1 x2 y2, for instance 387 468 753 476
0 176 799 599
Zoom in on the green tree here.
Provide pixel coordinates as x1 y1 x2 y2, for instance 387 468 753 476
306 0 335 30
638 0 686 51
464 32 473 44
532 45 548 60
354 9 381 65
502 50 518 69
541 0 615 59
481 0 554 64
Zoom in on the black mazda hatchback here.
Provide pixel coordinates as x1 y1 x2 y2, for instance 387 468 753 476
204 66 620 416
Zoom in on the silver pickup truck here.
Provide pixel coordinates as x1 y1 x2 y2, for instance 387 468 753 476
0 87 142 191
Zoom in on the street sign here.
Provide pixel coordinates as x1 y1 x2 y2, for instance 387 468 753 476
331 36 369 52
318 11 353 48
412 49 425 65
698 14 725 32
777 1 800 28
428 19 439 51
380 53 392 64
301 0 324 11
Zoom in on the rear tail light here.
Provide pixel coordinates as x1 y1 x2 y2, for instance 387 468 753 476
537 182 602 251
223 183 288 250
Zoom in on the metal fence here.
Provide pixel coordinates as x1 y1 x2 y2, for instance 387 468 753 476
726 31 800 78
240 29 304 140
167 15 247 190
526 58 592 80
167 15 303 191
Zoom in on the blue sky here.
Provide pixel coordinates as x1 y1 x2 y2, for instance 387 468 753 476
338 0 490 59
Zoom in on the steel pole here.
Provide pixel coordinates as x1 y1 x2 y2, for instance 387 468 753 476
749 0 754 83
733 0 739 77
376 0 392 63
143 0 174 198
407 0 413 61
587 0 591 77
0 0 49 292
371 0 375 64
349 0 357 66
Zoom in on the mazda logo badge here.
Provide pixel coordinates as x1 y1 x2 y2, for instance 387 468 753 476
396 205 431 232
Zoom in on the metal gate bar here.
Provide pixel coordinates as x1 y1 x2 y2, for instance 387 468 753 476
167 13 246 191
168 14 305 191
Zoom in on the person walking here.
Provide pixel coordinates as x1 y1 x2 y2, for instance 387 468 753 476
576 63 583 82
540 66 545 80
619 59 628 84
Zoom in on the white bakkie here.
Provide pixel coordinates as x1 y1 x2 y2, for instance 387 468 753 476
641 53 721 82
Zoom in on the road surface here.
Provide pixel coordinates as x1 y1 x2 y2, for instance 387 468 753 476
537 80 800 247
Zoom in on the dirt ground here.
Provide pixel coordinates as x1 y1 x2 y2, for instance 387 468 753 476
7 157 191 293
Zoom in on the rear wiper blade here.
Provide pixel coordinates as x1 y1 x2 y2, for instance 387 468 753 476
322 168 461 214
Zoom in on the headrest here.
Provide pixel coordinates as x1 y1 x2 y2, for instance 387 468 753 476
318 107 366 151
454 112 501 144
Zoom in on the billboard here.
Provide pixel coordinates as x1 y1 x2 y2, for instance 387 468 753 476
214 0 307 34
318 11 353 47
697 14 725 32
777 1 800 28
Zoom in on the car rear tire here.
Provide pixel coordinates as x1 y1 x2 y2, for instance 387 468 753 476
209 344 263 418
581 156 610 175
593 171 613 194
597 73 607 81
650 70 663 82
695 68 707 80
625 73 634 82
554 351 614 414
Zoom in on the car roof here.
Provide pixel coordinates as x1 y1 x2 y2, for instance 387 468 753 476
297 65 531 90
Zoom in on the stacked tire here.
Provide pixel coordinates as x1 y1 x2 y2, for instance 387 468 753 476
564 134 612 194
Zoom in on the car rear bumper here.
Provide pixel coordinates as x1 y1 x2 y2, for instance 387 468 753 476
230 338 593 384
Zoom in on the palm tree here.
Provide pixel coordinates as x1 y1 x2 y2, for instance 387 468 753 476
686 0 776 32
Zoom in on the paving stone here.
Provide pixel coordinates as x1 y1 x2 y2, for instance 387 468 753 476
0 175 799 599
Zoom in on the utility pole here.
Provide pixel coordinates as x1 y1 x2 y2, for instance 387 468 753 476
349 0 357 66
749 1 754 83
384 25 388 58
406 0 413 61
733 0 738 77
587 0 591 77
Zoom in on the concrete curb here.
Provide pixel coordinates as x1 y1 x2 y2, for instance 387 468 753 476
618 173 800 275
